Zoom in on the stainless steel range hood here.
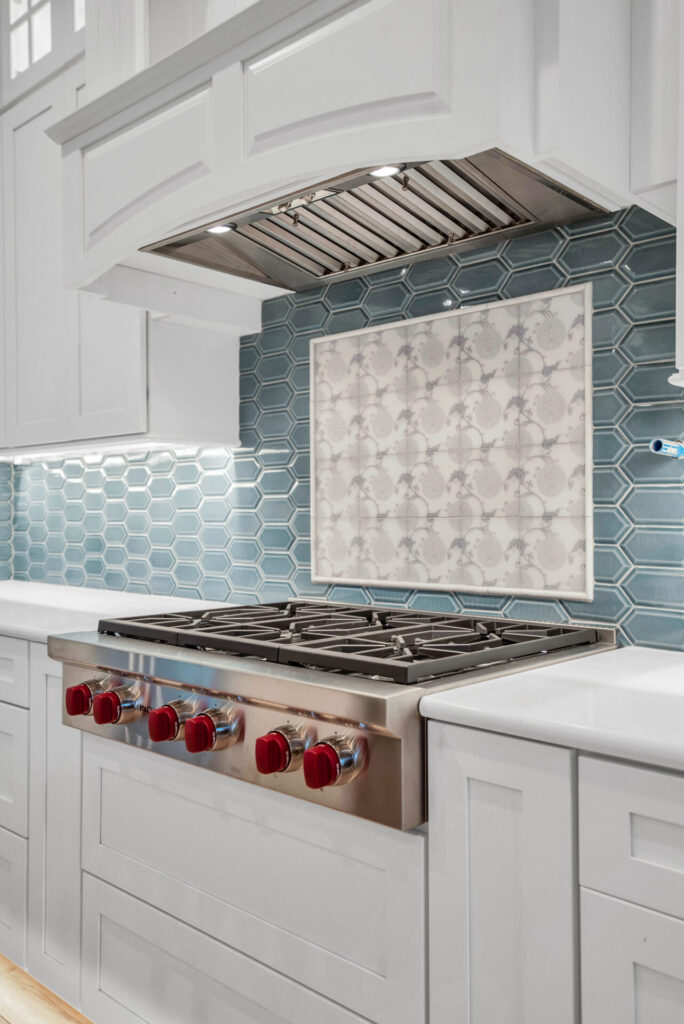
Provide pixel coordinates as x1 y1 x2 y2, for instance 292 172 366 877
142 149 606 292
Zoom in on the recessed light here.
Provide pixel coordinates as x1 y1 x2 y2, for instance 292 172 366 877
206 224 232 235
370 165 401 178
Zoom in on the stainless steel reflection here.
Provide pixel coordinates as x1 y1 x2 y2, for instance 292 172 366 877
49 629 616 830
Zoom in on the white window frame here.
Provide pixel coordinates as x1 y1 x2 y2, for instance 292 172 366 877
1 0 84 107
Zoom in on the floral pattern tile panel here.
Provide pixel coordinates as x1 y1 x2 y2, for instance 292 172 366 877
311 284 593 600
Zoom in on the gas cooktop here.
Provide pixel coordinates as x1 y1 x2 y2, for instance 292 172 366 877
99 601 599 685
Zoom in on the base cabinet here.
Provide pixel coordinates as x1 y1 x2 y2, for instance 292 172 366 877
582 889 684 1023
0 826 27 967
82 873 370 1024
27 644 82 1006
428 722 577 1024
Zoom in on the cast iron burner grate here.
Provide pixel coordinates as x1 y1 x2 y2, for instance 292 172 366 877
98 601 598 684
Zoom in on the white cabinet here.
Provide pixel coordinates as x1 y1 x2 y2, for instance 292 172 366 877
428 722 577 1024
27 643 81 1006
81 873 369 1024
582 889 684 1024
0 635 29 707
82 737 426 1023
1 65 147 451
0 701 28 838
0 826 27 967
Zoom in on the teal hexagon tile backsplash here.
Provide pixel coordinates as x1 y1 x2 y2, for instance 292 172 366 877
0 205 682 650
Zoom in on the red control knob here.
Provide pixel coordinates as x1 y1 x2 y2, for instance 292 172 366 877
255 731 291 774
184 714 216 753
65 683 92 716
148 705 179 743
92 691 121 725
303 743 340 789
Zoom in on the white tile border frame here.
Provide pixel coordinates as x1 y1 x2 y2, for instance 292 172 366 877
310 283 594 602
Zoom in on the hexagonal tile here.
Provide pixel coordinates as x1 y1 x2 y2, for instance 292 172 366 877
256 353 294 384
623 486 684 525
593 505 631 543
325 308 368 335
621 322 675 364
621 236 675 282
502 230 564 268
623 526 684 568
621 278 676 321
593 428 629 465
405 257 455 292
621 608 684 649
259 325 293 354
325 278 369 309
257 381 294 411
622 567 684 609
563 584 630 622
620 446 684 485
558 232 628 274
593 467 630 505
258 525 295 551
593 348 630 387
261 295 293 326
362 283 410 318
259 552 295 578
620 404 684 445
620 207 673 241
593 390 629 427
593 544 630 584
228 537 261 563
575 270 629 309
452 259 508 298
405 290 456 318
256 409 295 441
502 266 564 298
620 363 678 404
290 302 328 332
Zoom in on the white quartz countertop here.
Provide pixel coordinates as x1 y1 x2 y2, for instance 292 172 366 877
420 646 684 773
0 580 221 643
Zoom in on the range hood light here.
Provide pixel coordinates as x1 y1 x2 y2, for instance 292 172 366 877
206 224 233 235
370 165 402 178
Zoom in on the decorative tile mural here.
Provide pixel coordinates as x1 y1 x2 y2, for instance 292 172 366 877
311 285 593 599
1 205 683 651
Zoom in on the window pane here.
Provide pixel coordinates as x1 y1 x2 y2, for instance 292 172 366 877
10 20 29 76
30 0 50 62
9 0 27 24
74 0 84 31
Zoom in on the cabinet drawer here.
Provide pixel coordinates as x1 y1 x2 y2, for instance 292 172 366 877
82 874 369 1024
581 888 684 1022
83 737 425 1024
0 826 27 967
0 703 28 837
580 756 684 918
0 636 29 708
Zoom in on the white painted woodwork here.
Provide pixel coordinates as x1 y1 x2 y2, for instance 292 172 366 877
27 644 82 1007
0 826 27 968
581 888 684 1022
82 88 214 249
66 295 147 441
674 4 684 386
82 737 426 1024
0 636 29 708
428 721 577 1024
0 702 28 838
1 64 151 454
630 0 678 219
2 78 69 446
580 756 684 921
81 873 369 1024
50 0 662 314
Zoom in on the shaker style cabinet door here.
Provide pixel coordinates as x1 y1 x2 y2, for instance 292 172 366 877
428 722 577 1024
27 643 82 1007
1 78 69 447
582 888 684 1022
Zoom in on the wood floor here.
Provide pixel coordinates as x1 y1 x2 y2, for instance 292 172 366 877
0 957 92 1024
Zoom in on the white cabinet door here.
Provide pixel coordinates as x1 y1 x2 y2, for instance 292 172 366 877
82 874 369 1024
0 636 29 708
27 643 81 1006
82 736 426 1023
1 64 148 452
2 78 69 446
0 702 29 837
582 888 684 1022
0 826 27 968
428 722 577 1024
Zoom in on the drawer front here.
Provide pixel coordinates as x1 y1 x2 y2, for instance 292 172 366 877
83 737 426 1024
82 874 369 1024
0 703 28 837
580 756 684 918
581 888 684 1022
0 636 29 708
0 826 27 967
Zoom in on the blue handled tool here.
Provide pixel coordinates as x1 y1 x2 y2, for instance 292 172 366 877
650 439 684 458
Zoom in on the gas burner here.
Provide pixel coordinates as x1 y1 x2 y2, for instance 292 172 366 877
99 602 599 685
